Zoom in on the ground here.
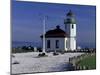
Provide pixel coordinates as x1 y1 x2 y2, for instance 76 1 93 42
11 52 83 74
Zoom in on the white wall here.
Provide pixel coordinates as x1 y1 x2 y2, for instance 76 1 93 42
45 38 66 52
64 38 68 51
65 23 76 50
65 24 76 37
70 24 76 50
70 38 76 50
70 24 76 37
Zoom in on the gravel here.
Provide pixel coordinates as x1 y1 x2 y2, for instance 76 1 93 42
11 52 83 74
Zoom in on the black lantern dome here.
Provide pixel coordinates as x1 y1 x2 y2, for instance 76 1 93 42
64 10 76 24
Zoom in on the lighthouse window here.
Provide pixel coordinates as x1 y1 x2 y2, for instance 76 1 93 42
56 40 59 48
66 40 67 48
72 24 74 29
47 40 50 48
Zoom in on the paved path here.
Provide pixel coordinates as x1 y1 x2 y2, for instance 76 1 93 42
12 52 83 74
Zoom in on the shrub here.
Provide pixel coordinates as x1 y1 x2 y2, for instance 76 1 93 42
12 61 19 64
53 52 59 56
38 53 48 57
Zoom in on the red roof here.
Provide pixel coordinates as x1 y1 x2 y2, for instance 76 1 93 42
40 26 68 38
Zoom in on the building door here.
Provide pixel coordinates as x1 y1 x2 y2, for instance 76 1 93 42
47 40 50 48
56 40 59 48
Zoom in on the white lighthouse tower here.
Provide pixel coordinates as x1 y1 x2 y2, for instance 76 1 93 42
64 10 76 51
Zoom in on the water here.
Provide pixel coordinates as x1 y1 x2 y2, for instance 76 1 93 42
77 43 96 49
12 41 42 48
12 41 96 49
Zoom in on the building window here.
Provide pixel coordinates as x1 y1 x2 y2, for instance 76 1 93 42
72 24 74 29
56 40 59 48
66 40 67 48
47 40 50 48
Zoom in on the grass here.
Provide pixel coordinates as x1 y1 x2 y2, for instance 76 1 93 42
78 53 96 69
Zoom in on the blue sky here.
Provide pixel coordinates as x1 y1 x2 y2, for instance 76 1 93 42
12 0 96 48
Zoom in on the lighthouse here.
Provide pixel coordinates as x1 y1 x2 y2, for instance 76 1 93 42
64 10 76 51
40 10 77 52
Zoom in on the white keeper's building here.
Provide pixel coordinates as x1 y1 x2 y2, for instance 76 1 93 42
41 10 77 52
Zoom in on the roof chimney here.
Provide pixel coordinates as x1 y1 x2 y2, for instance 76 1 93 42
56 25 60 29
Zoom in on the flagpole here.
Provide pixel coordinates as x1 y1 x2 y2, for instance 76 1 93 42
43 16 46 53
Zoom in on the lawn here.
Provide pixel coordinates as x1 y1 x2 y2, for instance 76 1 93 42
78 53 96 69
